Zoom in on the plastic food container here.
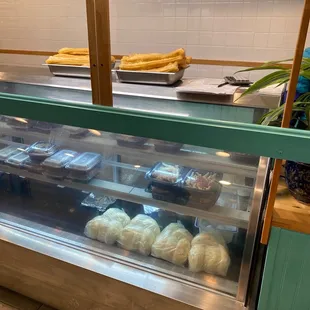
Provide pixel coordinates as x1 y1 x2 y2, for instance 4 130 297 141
63 126 89 139
146 162 185 186
6 117 33 130
32 121 61 133
113 134 148 148
153 140 183 154
42 150 78 179
65 152 102 182
0 145 22 163
81 193 116 212
230 152 259 165
27 142 58 160
182 169 222 209
22 158 45 174
148 183 189 205
5 152 30 167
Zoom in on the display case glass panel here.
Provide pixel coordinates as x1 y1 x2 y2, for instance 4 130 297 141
0 114 266 298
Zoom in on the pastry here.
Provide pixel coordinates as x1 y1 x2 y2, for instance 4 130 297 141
119 55 185 71
58 47 89 55
122 48 185 63
142 62 179 73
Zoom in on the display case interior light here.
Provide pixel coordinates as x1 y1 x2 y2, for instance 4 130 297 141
216 151 230 158
14 117 28 123
134 165 141 169
219 180 232 186
88 129 101 136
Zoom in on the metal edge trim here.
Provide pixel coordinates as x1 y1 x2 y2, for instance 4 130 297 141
236 157 269 302
0 223 246 310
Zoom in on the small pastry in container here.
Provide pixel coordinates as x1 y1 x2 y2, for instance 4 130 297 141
65 152 102 182
182 169 222 209
27 142 58 161
153 139 183 154
5 151 30 167
113 134 148 148
0 145 23 163
42 150 78 179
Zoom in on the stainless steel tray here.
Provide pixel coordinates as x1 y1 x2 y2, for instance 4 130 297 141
115 68 185 85
44 63 115 78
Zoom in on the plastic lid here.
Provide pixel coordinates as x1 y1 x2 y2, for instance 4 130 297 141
6 152 30 166
0 145 21 161
27 141 58 157
66 152 102 171
42 150 78 168
148 162 183 184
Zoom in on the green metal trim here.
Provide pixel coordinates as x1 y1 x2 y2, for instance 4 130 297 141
1 93 310 163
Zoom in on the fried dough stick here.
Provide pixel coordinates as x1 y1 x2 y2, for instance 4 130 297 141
58 48 89 55
142 62 179 73
122 48 185 63
119 55 185 71
46 54 116 66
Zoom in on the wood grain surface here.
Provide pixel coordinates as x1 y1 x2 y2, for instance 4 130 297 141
0 241 198 310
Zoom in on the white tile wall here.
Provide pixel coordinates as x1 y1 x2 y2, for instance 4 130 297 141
0 0 307 79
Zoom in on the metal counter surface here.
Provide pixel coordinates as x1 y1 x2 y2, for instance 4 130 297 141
0 65 281 111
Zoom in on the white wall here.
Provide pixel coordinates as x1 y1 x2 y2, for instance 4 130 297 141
0 0 306 79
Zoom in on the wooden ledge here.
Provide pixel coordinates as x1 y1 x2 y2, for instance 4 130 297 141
272 179 310 234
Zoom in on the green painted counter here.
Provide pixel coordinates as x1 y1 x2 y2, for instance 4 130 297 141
259 227 310 310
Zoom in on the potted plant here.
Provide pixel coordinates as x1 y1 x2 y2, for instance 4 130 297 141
237 56 310 204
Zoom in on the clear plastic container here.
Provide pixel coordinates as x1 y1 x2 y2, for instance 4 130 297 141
42 150 78 179
182 169 222 209
31 121 61 134
146 162 185 186
81 193 116 212
6 117 33 130
27 142 58 160
22 158 45 174
65 152 102 182
5 152 30 167
0 145 22 163
153 140 183 154
62 126 89 139
113 134 148 148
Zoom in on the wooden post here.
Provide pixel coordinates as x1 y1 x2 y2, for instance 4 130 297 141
261 0 310 244
86 0 113 107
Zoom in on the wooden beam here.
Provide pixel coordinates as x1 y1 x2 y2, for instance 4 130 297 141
261 0 310 245
86 0 113 106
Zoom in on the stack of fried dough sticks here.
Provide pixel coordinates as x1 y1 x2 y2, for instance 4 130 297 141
46 48 116 66
119 48 192 72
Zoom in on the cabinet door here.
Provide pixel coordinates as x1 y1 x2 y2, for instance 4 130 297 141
258 227 310 310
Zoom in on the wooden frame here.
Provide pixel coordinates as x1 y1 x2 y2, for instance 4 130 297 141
261 0 310 244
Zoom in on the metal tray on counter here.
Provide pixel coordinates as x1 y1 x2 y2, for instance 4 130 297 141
115 68 185 85
44 63 116 78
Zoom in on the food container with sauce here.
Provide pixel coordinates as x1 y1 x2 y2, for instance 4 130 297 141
65 152 102 182
146 162 185 186
27 142 58 161
181 169 222 209
5 152 30 168
42 150 78 179
0 145 22 163
113 134 148 148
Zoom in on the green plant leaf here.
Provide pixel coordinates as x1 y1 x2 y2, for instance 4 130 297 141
236 58 292 73
238 70 290 98
296 92 310 102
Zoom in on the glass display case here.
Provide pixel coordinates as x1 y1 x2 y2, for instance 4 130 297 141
0 94 270 309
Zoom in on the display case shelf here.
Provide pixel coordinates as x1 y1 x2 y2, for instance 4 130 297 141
0 122 258 178
0 164 250 229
